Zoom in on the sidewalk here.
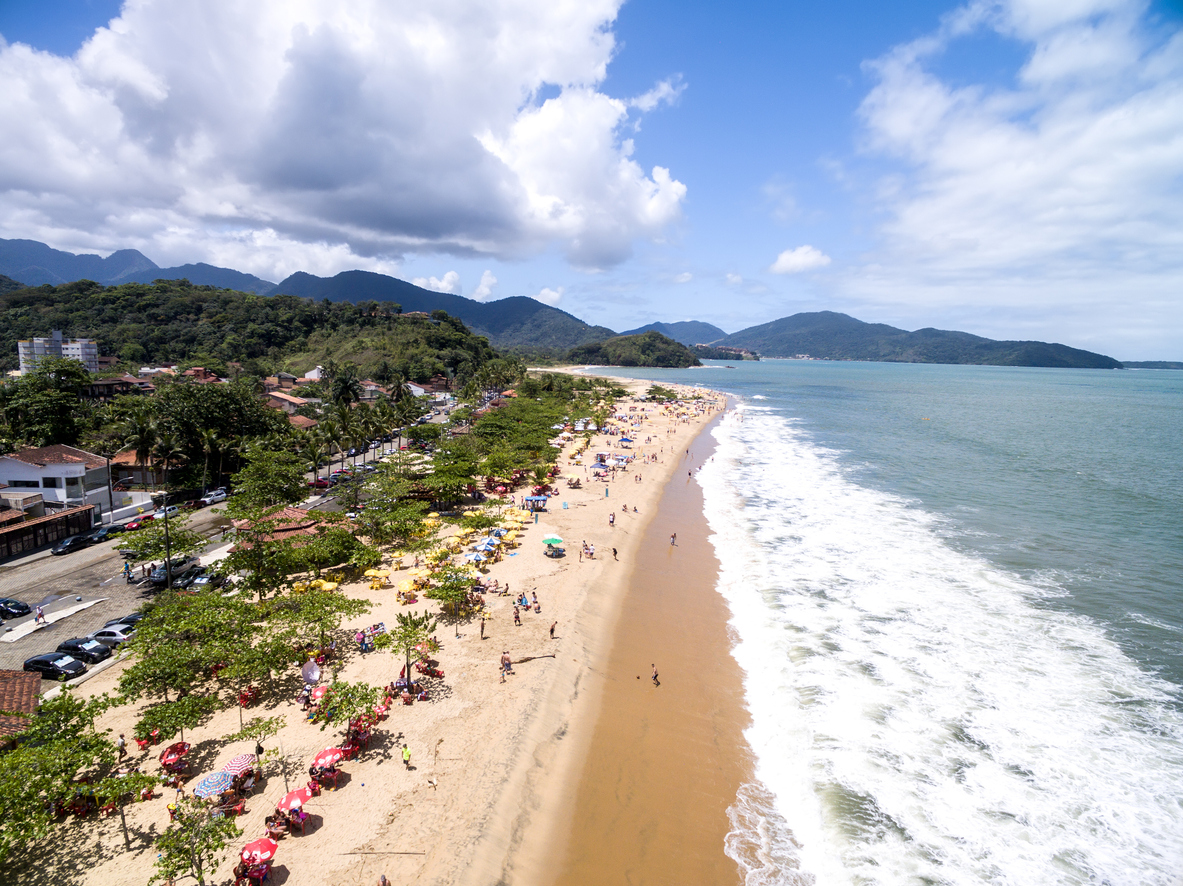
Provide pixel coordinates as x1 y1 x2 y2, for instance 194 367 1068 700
1 596 108 642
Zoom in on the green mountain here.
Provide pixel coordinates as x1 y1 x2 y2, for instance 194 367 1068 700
272 269 615 350
0 278 496 381
0 274 25 295
566 331 702 368
618 320 727 346
717 311 1122 369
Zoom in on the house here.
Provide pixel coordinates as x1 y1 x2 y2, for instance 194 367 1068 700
181 367 223 384
0 445 111 516
85 374 153 401
230 507 323 548
267 391 309 415
110 450 164 488
288 414 319 430
0 670 41 741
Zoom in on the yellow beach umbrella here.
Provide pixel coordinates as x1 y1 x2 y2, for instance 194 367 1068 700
374 569 390 578
398 579 414 592
428 512 440 518
364 569 382 577
320 581 339 591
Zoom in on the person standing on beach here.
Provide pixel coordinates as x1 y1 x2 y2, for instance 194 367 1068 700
550 621 556 639
513 606 521 626
402 744 411 769
117 734 127 759
670 533 677 546
652 664 660 687
480 617 485 640
612 547 618 560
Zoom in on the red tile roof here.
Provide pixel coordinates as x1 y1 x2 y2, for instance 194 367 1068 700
5 445 107 470
0 670 42 737
288 414 319 429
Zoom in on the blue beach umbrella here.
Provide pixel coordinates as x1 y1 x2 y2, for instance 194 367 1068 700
474 540 497 552
193 771 235 799
465 552 488 562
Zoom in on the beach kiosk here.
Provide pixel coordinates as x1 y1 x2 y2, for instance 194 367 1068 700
524 495 549 512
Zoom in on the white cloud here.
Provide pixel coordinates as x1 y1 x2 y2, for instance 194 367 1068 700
472 270 498 301
412 271 461 294
726 272 743 285
535 286 564 305
674 271 692 283
848 0 1183 355
629 76 685 112
770 245 832 274
0 0 685 279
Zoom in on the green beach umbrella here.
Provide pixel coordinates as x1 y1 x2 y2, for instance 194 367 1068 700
542 536 563 546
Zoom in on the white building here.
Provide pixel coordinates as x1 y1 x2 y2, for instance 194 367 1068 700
17 329 100 374
0 445 111 521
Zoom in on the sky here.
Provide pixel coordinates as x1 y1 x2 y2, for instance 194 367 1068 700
0 0 1180 359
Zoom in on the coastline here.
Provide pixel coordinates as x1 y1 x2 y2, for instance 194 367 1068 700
547 407 753 886
28 377 729 886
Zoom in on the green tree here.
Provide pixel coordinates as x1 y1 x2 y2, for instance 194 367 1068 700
308 680 381 738
136 693 220 744
120 511 205 570
424 564 477 619
269 585 371 654
230 447 307 509
151 795 242 886
374 610 438 698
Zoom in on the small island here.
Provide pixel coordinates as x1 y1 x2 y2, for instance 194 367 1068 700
566 330 702 368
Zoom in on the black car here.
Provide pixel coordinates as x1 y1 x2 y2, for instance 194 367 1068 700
24 653 87 680
0 598 31 619
86 525 126 544
56 637 113 664
104 612 145 628
51 534 91 555
174 565 207 588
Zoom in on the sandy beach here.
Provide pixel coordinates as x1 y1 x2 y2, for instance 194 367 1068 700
14 376 737 886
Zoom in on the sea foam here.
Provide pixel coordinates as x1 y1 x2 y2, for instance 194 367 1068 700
700 404 1183 885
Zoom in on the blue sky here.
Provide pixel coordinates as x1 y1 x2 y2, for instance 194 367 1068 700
1 0 1181 358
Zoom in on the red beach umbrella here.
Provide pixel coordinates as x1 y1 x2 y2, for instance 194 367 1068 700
312 747 344 769
221 753 256 776
241 837 278 864
276 786 313 812
159 742 190 766
310 685 328 701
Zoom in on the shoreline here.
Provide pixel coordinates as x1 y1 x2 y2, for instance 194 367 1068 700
547 406 754 886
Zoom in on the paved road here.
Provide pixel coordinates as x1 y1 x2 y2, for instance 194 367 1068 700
0 505 232 685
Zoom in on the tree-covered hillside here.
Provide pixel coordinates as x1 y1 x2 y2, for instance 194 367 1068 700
718 311 1122 369
0 279 496 382
566 331 702 368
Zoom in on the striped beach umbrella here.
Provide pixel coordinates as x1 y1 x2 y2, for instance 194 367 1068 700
221 753 256 776
193 771 234 799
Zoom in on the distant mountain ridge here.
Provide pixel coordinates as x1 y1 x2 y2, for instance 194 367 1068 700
717 311 1122 369
0 238 276 293
618 320 727 346
272 270 615 351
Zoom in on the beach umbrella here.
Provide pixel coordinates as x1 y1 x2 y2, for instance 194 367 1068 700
312 747 345 768
398 579 415 592
542 535 563 546
276 786 314 812
159 742 190 766
364 569 382 577
465 552 487 562
310 685 329 701
301 660 321 683
221 753 257 776
193 771 235 799
241 838 279 865
427 512 439 518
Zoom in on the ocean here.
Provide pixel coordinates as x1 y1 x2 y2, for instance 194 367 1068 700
591 360 1183 886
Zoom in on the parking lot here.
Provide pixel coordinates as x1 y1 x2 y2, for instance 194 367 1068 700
0 505 231 687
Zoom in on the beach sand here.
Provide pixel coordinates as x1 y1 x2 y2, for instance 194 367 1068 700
13 380 734 886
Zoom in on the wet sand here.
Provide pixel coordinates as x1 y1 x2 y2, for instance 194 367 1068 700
550 412 753 886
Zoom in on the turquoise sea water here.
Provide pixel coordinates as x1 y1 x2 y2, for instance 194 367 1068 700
591 361 1183 886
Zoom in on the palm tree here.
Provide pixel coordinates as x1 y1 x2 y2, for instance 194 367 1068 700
330 365 362 406
197 428 219 494
120 408 158 490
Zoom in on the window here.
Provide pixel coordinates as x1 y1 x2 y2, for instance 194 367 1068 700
42 477 62 488
8 480 38 488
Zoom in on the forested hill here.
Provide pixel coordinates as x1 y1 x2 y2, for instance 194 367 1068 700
0 278 497 382
717 311 1123 369
566 331 702 368
618 320 727 346
272 270 614 351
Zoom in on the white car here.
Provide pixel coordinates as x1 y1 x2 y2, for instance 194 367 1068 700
153 505 179 519
200 489 228 505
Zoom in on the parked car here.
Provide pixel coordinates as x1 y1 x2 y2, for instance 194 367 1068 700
87 625 135 647
150 556 199 585
179 499 204 510
0 598 31 618
51 534 92 555
152 505 180 520
86 525 126 545
200 488 228 505
125 515 155 530
174 565 207 588
189 571 229 590
56 637 113 664
24 653 87 680
307 478 332 489
104 613 144 629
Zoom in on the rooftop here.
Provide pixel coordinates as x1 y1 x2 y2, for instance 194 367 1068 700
0 670 41 737
3 444 107 470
